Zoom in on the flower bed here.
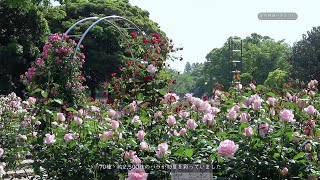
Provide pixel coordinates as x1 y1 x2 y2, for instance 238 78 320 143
0 33 320 180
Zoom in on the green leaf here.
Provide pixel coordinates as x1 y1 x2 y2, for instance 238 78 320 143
137 93 144 101
53 99 63 105
53 113 58 121
31 88 41 95
266 92 276 97
174 147 185 157
159 88 166 95
185 149 193 158
45 109 53 115
41 90 48 98
133 122 140 127
66 107 77 113
293 152 305 160
216 132 227 137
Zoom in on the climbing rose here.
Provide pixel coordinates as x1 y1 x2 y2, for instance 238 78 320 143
280 167 289 176
186 119 198 130
64 133 74 142
244 127 254 137
57 113 66 122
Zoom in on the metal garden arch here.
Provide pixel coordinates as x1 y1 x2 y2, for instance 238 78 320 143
64 15 146 63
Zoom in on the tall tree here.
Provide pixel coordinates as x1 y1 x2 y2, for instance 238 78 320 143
204 33 291 89
0 3 49 95
290 26 320 83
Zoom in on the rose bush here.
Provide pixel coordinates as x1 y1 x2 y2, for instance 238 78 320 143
0 31 320 180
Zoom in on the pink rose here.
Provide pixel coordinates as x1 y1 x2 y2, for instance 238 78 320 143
258 123 270 137
123 150 136 160
249 83 256 90
18 134 27 141
74 116 83 125
267 97 276 106
108 109 116 117
131 156 141 165
203 113 215 126
127 168 148 180
64 133 74 142
99 131 113 140
193 98 203 108
217 140 239 157
243 97 251 107
226 110 237 121
131 116 141 125
27 97 36 105
110 120 119 130
240 112 250 122
179 128 187 136
211 107 220 116
187 119 198 130
0 148 4 157
158 143 168 154
252 99 262 111
279 109 294 123
44 134 56 144
166 115 176 126
231 104 240 112
57 112 66 122
136 130 146 142
90 105 100 112
293 131 300 143
154 111 163 119
179 111 190 119
140 141 149 150
163 93 179 103
146 64 158 74
304 105 317 116
185 93 194 102
244 127 254 137
280 167 288 176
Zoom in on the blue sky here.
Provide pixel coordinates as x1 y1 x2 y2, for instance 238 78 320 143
129 0 320 72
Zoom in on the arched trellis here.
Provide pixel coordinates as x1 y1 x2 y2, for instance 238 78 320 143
64 15 146 63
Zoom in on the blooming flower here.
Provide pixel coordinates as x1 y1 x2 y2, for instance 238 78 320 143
258 123 270 137
123 150 136 160
304 105 317 116
146 64 158 74
127 168 148 180
252 99 262 111
217 140 239 157
226 110 237 121
131 156 141 165
163 93 179 103
179 128 187 136
27 97 36 105
0 148 4 157
166 115 176 126
18 134 27 141
74 116 83 125
64 133 74 142
140 141 149 150
244 127 254 137
154 111 163 119
240 112 250 122
305 143 312 151
155 143 169 159
110 120 119 130
136 130 146 142
203 113 215 126
99 131 113 140
280 167 288 176
279 109 294 123
267 97 277 106
186 119 198 130
44 134 56 144
57 112 66 122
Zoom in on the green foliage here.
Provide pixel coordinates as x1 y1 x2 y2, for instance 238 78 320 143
264 69 290 91
0 4 49 95
290 26 320 84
